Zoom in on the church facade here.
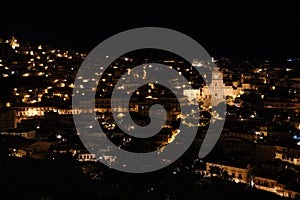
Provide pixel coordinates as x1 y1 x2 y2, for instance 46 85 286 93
184 66 239 107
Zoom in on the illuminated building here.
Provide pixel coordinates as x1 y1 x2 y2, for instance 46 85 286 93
77 153 97 162
183 65 238 106
206 161 250 184
1 129 36 139
275 144 300 166
200 67 237 106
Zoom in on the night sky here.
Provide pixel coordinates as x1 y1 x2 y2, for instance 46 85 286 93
2 4 300 60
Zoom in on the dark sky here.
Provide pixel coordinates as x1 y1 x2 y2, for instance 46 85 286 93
2 4 300 60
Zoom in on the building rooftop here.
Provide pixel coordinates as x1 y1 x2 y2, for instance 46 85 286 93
206 156 249 169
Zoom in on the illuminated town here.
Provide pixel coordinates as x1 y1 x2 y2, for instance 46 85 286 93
1 35 300 199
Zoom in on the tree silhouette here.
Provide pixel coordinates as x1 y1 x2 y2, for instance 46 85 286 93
209 165 232 181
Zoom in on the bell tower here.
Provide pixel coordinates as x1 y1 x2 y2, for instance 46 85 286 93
209 67 226 106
